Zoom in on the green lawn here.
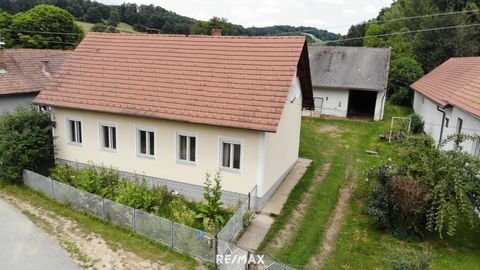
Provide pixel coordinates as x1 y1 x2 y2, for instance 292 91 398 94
259 104 480 269
76 21 137 33
0 183 199 269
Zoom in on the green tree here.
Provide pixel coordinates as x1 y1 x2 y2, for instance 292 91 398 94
106 10 120 26
11 4 84 49
191 17 235 35
196 172 226 233
0 108 54 184
0 11 13 47
388 56 424 105
84 6 102 23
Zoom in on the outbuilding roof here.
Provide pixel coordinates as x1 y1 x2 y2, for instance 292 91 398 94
0 49 70 95
411 57 480 118
34 32 313 132
308 46 391 91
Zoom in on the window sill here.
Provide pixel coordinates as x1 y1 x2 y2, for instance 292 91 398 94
67 142 83 147
176 160 197 167
136 154 156 160
101 148 117 154
219 167 241 175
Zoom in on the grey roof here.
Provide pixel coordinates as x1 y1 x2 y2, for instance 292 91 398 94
308 46 391 91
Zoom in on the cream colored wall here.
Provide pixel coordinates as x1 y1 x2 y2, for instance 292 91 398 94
53 108 260 195
261 77 302 196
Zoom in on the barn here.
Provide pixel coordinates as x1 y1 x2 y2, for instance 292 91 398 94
307 46 391 121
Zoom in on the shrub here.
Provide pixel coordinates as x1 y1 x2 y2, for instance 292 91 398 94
0 108 54 184
115 180 159 212
391 248 433 270
407 113 424 134
50 164 78 186
196 172 226 233
366 135 480 238
171 198 198 228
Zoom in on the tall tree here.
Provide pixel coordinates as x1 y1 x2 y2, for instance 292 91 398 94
11 4 84 49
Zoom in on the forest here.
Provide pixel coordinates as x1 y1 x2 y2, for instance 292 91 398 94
334 0 480 105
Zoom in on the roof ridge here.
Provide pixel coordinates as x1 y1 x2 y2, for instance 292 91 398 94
86 32 306 39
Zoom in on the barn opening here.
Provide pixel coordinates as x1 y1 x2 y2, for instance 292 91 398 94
347 90 377 120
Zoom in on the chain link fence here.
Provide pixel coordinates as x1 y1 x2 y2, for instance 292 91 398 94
23 170 295 269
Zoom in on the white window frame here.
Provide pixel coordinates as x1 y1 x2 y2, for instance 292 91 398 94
473 134 480 158
218 137 243 174
176 131 198 166
135 125 156 159
65 116 83 146
98 121 118 153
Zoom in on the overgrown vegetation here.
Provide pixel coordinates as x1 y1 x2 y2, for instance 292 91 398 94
50 164 232 231
0 108 54 184
366 134 480 238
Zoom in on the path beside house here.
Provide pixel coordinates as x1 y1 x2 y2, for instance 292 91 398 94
0 198 79 270
236 158 312 250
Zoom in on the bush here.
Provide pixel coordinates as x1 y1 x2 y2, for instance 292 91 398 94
366 135 480 238
391 248 433 270
365 167 428 238
407 113 424 134
49 163 233 231
388 56 424 106
0 108 54 184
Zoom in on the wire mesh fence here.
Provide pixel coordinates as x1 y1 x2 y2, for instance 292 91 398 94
23 170 294 269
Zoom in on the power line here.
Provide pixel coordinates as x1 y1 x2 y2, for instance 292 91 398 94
320 9 480 30
326 23 480 43
3 29 84 36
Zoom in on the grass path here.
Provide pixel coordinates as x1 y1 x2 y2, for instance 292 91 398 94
258 119 380 268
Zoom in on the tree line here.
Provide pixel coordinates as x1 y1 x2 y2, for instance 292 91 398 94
0 0 340 40
332 0 480 106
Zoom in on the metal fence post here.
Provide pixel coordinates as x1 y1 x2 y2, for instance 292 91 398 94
102 198 106 220
171 221 175 248
51 179 55 199
247 192 251 211
214 234 218 269
133 209 136 232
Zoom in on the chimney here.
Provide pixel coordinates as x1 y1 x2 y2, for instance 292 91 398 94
211 27 222 36
0 39 5 73
41 60 51 76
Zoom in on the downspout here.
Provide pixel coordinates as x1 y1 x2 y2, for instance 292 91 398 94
436 106 446 147
380 91 386 120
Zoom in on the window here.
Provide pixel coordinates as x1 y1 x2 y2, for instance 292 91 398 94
67 118 82 145
177 133 196 164
474 135 480 158
99 122 117 151
457 118 463 134
220 139 242 171
136 127 155 158
445 117 449 128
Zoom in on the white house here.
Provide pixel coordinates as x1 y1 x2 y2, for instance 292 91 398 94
307 46 391 121
0 43 70 114
34 32 314 209
412 57 480 157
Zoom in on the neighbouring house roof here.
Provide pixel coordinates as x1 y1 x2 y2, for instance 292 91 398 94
34 32 313 132
308 46 391 91
0 49 71 96
411 57 480 118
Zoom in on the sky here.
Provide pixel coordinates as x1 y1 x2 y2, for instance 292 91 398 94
100 0 394 34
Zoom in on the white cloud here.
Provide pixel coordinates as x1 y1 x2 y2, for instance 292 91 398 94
99 0 391 34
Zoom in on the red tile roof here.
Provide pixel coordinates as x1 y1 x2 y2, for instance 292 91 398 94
0 49 70 95
411 57 480 117
34 32 312 132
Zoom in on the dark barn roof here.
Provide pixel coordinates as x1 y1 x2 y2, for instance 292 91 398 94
308 46 391 91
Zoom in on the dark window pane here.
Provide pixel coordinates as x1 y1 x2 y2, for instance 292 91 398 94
111 127 116 149
149 131 155 155
69 120 76 142
222 142 230 167
77 121 82 143
233 144 241 169
179 135 187 160
103 126 110 148
139 130 146 154
189 136 196 162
